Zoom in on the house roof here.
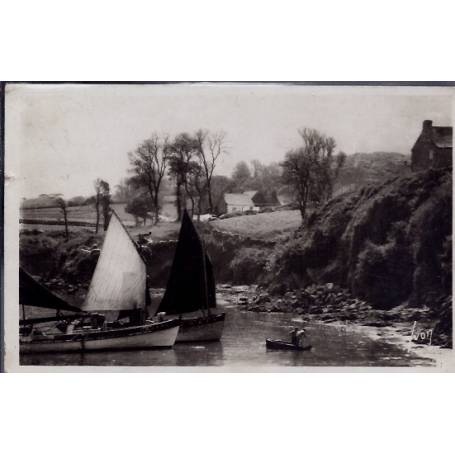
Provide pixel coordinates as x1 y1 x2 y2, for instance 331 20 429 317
224 193 255 206
432 126 452 149
243 190 259 199
225 190 282 207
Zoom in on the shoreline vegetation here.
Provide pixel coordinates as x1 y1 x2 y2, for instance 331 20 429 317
19 167 452 352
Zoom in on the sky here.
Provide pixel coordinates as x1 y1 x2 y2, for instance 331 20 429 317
5 83 453 199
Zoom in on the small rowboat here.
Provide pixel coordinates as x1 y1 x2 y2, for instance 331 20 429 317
266 339 312 351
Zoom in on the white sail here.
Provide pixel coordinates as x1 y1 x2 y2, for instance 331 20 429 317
82 212 146 313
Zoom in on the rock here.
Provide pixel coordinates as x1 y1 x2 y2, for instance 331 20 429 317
362 319 388 327
247 304 261 312
256 292 271 304
232 285 250 293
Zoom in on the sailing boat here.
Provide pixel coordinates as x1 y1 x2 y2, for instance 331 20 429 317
19 267 83 321
20 212 180 353
157 210 225 342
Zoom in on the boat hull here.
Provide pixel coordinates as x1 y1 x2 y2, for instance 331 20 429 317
176 313 225 342
20 320 180 354
265 338 312 351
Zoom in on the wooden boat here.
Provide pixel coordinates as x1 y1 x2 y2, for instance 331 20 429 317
20 319 179 353
20 212 179 353
174 313 225 343
157 210 225 342
266 339 312 351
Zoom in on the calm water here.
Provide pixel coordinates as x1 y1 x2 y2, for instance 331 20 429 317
21 297 435 368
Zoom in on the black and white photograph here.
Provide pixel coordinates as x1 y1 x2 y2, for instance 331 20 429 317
3 82 454 370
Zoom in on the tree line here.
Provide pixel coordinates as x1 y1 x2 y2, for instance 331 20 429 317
51 126 346 238
226 128 346 222
124 127 345 224
122 129 226 224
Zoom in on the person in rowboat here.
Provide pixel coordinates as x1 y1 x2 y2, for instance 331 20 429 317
290 327 306 347
295 328 306 348
290 328 298 346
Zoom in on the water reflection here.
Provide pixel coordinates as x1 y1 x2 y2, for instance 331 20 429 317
173 342 224 367
21 302 434 368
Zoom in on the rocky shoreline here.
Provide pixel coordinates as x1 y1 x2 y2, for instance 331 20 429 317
39 275 452 350
218 283 452 348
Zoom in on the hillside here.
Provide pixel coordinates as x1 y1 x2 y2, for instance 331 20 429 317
334 151 410 195
266 167 452 313
211 210 301 241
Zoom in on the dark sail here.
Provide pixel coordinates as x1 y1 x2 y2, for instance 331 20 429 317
159 210 216 315
19 268 82 312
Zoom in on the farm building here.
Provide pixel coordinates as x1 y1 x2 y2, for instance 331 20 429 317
411 120 452 171
221 190 280 214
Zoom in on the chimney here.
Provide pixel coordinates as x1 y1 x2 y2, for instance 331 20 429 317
423 119 433 132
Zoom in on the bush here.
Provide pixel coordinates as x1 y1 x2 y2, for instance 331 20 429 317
352 237 413 309
229 248 268 284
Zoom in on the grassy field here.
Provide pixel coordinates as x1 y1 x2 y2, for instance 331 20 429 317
20 202 135 224
20 201 181 240
211 210 302 240
20 203 302 241
21 219 181 240
20 201 177 226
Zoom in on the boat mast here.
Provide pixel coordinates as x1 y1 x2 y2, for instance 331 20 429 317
200 230 211 319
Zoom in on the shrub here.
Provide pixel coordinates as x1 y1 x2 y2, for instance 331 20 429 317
352 238 413 309
229 248 268 284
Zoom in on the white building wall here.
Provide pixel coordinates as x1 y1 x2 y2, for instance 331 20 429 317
227 204 258 213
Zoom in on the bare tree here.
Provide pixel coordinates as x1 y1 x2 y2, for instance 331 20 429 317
281 151 312 222
168 133 198 220
100 180 111 231
93 179 102 233
129 134 170 224
56 197 69 240
281 128 345 222
187 161 205 221
194 130 226 213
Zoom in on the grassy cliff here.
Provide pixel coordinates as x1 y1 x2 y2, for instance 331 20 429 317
266 167 452 312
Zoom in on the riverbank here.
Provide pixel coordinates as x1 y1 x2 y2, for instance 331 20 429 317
217 284 452 356
354 322 453 368
315 319 452 368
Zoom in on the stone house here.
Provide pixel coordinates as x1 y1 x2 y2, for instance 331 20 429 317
221 190 280 213
411 120 452 171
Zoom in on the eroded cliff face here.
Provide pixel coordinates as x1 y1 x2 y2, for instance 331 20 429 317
266 168 452 311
